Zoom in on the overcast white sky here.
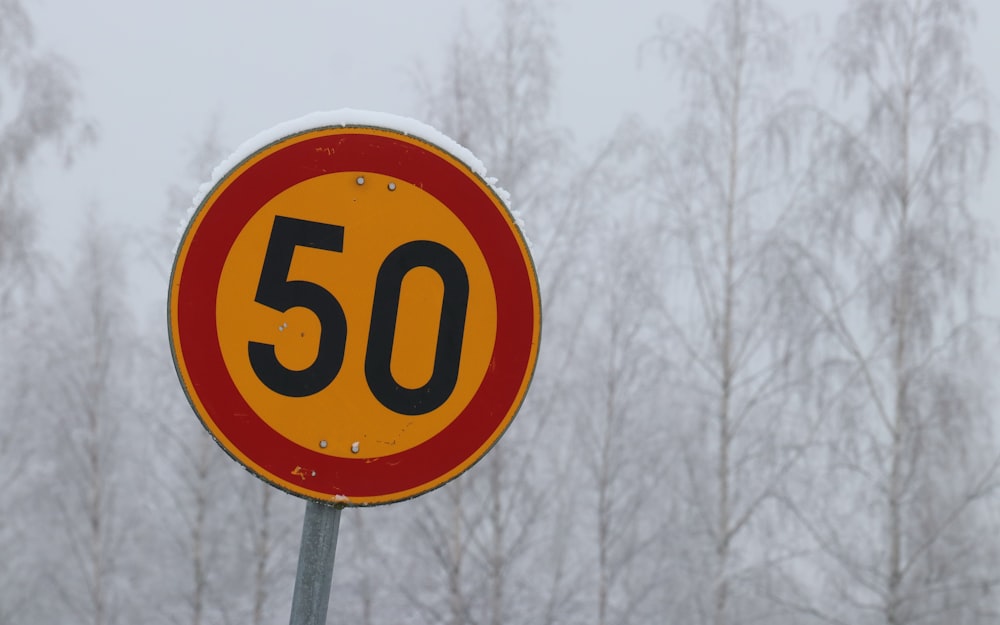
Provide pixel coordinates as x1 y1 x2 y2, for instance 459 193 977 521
23 0 1000 311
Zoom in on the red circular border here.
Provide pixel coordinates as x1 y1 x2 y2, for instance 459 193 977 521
171 129 538 502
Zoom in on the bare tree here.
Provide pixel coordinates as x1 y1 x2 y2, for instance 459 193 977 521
564 202 668 625
237 478 299 625
0 0 90 312
33 214 140 625
0 5 90 615
0 262 55 625
329 506 412 625
157 418 245 625
784 1 998 624
0 6 90 615
637 1 820 623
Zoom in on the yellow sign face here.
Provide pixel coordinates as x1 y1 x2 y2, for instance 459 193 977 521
215 171 498 458
169 122 540 505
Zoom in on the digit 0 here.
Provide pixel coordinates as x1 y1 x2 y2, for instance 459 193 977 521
365 241 469 415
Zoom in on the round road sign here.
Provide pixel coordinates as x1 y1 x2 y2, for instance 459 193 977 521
168 112 541 506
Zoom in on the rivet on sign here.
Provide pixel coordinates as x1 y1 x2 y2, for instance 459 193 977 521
351 441 360 454
356 176 365 185
388 182 396 191
319 440 328 449
311 471 316 477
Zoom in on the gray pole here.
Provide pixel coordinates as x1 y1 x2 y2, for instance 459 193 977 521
289 501 343 625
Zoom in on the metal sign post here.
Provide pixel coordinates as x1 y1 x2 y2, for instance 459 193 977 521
289 502 342 625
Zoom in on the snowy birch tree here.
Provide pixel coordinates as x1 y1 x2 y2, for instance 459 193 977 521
31 216 141 625
638 1 820 623
784 1 998 623
568 202 667 625
0 4 90 620
237 477 299 625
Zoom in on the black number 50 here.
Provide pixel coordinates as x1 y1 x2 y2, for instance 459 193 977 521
248 216 470 416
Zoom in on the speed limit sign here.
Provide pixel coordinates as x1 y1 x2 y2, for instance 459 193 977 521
168 112 541 506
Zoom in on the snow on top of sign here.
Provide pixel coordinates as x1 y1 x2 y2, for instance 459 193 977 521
176 109 523 250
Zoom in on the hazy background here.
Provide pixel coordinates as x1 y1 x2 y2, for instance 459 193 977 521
5 1 1000 625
